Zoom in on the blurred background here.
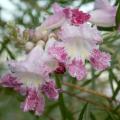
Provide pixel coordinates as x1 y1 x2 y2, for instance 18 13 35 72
0 0 120 120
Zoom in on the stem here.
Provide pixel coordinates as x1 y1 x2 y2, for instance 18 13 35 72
55 74 66 120
55 74 73 120
5 46 15 59
63 90 120 114
91 68 95 89
63 82 120 104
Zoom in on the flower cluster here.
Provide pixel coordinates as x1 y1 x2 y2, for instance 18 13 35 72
0 0 116 116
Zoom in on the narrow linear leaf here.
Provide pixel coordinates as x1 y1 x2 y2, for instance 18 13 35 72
90 112 96 120
97 26 117 31
112 81 120 100
78 103 88 120
115 0 120 5
55 74 74 120
105 112 117 120
116 2 120 27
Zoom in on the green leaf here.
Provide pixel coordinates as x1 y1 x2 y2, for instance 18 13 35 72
97 26 117 31
81 0 94 4
116 2 120 27
112 81 120 100
78 103 88 120
55 74 74 120
105 112 118 120
90 112 96 120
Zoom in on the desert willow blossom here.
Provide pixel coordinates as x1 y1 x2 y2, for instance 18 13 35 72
0 1 112 116
48 3 111 80
0 39 59 116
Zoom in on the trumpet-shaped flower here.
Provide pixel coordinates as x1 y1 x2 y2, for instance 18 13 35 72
89 0 116 27
2 39 59 115
8 40 58 89
49 22 111 80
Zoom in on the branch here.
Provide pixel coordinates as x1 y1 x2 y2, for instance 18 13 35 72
63 82 120 104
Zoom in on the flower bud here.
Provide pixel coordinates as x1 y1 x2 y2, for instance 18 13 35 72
25 41 34 52
37 40 45 47
55 62 66 74
49 32 57 39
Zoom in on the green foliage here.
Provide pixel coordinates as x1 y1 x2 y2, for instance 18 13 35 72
116 1 120 27
78 103 88 120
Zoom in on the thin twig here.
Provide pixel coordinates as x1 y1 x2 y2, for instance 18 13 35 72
63 90 120 114
63 82 120 104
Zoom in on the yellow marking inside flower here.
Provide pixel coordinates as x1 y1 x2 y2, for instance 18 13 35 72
16 72 43 89
64 39 90 60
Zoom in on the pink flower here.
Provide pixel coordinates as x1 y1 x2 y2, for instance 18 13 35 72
8 41 58 89
6 40 59 115
67 59 86 80
41 81 59 100
90 49 111 71
89 0 116 27
49 22 111 80
21 89 45 116
58 23 102 60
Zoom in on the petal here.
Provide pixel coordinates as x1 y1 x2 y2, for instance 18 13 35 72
42 53 59 74
40 13 66 30
41 80 59 100
45 37 56 52
94 0 113 10
80 24 102 44
0 74 21 88
21 89 45 116
89 9 116 27
48 42 68 63
67 59 87 80
52 3 63 13
90 49 111 71
59 23 100 60
58 23 82 41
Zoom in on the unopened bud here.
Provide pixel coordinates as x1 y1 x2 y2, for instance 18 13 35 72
37 40 45 47
49 33 57 39
35 27 48 42
25 41 34 52
55 62 66 74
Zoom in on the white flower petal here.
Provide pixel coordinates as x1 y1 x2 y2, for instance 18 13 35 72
89 9 116 27
94 0 113 10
